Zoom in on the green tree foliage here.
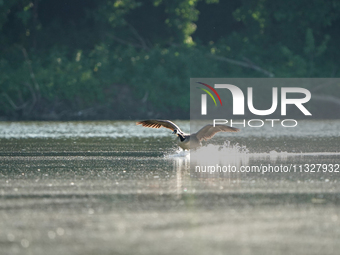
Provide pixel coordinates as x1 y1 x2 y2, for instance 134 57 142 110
0 0 339 120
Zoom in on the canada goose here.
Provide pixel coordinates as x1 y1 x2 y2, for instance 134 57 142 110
136 120 240 150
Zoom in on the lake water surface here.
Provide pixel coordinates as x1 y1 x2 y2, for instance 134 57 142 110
0 120 339 255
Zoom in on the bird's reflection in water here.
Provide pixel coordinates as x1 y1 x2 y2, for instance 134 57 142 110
173 158 189 198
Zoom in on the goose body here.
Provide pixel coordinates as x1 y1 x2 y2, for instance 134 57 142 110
136 120 239 150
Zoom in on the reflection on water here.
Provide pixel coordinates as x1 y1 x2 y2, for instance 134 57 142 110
0 119 340 138
0 121 190 139
0 120 340 255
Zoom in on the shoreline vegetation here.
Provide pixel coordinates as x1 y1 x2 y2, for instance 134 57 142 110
1 0 340 121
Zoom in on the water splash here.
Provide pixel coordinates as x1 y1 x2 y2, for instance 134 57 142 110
165 148 190 159
250 151 340 159
167 141 340 165
191 141 250 167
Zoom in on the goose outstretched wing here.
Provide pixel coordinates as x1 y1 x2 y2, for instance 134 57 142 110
136 120 183 133
194 124 239 141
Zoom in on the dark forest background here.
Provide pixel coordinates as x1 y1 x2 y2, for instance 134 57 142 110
1 0 340 120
